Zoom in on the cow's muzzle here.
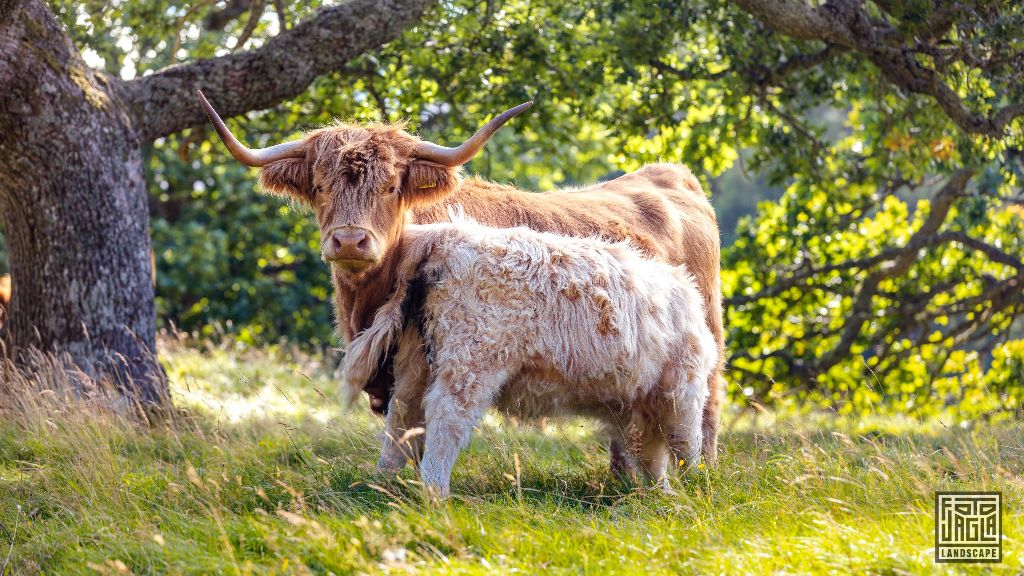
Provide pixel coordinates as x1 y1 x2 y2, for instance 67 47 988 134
322 226 381 270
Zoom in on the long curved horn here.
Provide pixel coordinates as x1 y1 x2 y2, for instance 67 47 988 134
196 90 307 167
413 101 533 166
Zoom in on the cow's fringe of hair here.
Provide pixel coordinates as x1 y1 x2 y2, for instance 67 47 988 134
341 281 409 407
341 234 434 407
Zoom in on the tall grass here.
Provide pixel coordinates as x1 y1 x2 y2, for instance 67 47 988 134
0 339 1021 574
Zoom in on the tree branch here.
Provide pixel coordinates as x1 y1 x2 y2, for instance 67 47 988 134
726 227 1024 307
943 231 1024 272
232 0 266 52
123 0 438 142
649 59 729 82
863 48 1022 137
652 44 845 87
733 0 1024 136
273 0 289 31
761 44 846 85
171 0 218 62
204 0 254 32
816 169 974 370
732 0 863 47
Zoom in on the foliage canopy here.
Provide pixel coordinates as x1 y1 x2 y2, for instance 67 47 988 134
36 0 1024 418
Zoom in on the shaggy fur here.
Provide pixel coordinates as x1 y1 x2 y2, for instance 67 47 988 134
343 218 718 497
252 120 724 465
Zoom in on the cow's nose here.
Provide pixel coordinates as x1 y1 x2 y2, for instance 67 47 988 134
330 228 369 254
323 227 378 264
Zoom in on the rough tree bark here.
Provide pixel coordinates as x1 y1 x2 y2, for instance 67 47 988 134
0 0 436 406
0 1 162 403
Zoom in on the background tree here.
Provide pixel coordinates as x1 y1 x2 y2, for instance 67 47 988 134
399 0 1022 417
2 0 1020 419
0 0 436 404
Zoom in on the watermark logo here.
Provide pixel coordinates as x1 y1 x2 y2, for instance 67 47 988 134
935 491 1001 563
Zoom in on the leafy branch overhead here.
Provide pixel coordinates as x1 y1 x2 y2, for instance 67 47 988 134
122 0 437 141
357 0 1023 415
734 0 1024 137
8 0 437 143
0 0 439 396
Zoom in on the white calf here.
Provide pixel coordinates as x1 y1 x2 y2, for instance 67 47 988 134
344 217 717 497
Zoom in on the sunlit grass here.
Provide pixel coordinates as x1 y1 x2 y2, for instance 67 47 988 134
0 340 1021 574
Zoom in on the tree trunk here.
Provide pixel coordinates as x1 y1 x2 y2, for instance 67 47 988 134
0 1 167 405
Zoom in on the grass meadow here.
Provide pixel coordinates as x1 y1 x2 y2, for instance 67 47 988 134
0 338 1021 574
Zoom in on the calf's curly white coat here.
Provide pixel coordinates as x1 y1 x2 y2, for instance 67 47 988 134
344 218 717 497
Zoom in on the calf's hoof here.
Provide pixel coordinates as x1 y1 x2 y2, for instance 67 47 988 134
424 484 450 503
657 478 679 496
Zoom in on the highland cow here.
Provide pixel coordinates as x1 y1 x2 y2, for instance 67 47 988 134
198 92 725 467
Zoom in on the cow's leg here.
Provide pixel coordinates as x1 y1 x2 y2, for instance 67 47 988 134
605 418 636 477
419 369 507 499
638 432 670 486
666 406 703 475
378 328 430 472
700 373 722 464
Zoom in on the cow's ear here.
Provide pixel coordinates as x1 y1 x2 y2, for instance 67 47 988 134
402 160 459 208
259 158 314 204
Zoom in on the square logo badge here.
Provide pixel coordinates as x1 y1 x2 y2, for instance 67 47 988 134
935 492 1002 563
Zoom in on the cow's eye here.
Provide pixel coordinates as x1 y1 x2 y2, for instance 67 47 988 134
387 186 398 195
313 185 323 195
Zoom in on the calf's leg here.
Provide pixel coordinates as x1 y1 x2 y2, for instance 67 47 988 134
605 418 636 478
638 433 670 485
701 372 722 464
662 362 708 473
666 412 703 475
622 408 671 486
702 288 725 465
419 369 507 498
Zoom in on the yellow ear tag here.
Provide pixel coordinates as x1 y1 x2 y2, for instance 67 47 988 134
418 182 438 189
